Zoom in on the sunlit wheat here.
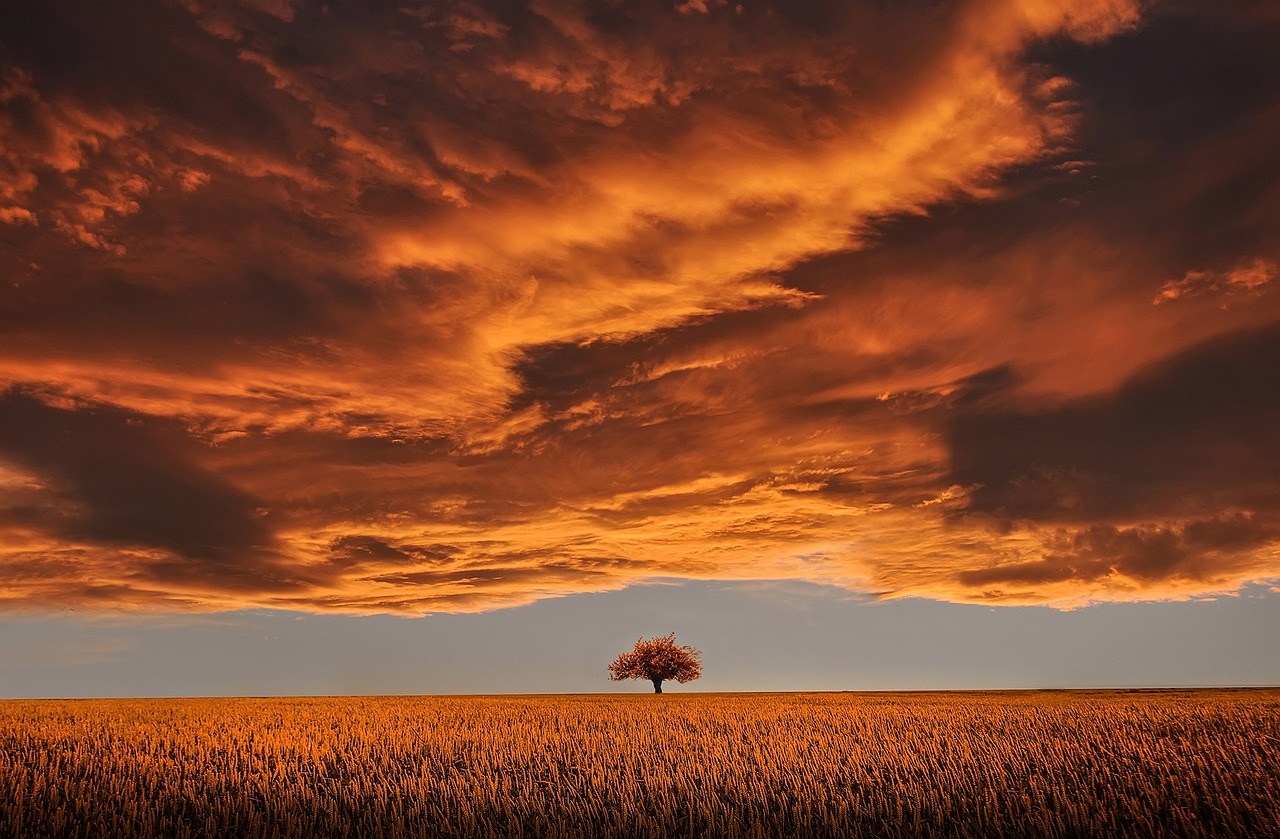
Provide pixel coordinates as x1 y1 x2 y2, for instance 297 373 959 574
2 690 1277 837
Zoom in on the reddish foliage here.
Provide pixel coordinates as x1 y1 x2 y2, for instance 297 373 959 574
608 633 702 692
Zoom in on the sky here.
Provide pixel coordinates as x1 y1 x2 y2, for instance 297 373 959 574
1 0 1278 696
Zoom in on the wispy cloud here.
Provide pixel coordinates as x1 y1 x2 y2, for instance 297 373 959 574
1154 258 1276 305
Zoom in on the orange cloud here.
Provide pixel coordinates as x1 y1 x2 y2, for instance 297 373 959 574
1154 257 1277 305
0 0 1278 614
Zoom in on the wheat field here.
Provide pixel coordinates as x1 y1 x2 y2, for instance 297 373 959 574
1 690 1277 838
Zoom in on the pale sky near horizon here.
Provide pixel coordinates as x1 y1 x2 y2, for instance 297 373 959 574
3 580 1278 698
1 0 1278 695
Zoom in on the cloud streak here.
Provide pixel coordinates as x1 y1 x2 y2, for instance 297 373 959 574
1 0 1278 612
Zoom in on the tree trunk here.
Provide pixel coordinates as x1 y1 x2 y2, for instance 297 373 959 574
652 678 663 694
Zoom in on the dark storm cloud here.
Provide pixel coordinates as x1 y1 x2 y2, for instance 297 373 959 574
0 388 291 592
1026 0 1280 277
0 267 364 364
328 535 456 567
950 324 1280 523
957 514 1277 588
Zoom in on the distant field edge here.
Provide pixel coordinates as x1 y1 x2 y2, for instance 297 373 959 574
3 685 1279 701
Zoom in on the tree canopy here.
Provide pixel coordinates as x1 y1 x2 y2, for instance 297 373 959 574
608 633 702 693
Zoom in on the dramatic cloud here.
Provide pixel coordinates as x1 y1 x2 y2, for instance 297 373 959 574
1 0 1277 612
0 388 303 609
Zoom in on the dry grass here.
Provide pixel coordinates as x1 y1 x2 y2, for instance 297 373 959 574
2 689 1277 837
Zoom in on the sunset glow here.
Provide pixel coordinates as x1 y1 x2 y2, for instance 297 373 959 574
2 0 1278 617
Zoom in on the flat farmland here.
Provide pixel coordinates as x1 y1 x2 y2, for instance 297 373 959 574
2 690 1277 838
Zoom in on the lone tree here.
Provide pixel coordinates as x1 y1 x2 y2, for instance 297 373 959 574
608 633 702 694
